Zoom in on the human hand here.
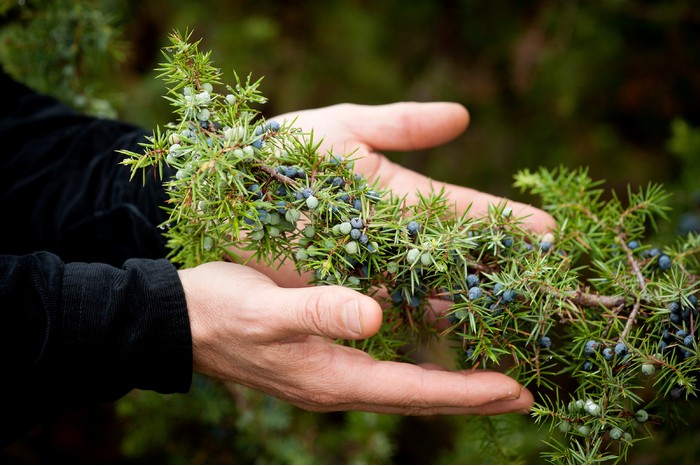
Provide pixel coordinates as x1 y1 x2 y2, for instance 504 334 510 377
246 102 555 287
179 261 533 415
274 102 556 233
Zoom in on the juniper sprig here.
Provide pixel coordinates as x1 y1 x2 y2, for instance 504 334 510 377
121 30 699 464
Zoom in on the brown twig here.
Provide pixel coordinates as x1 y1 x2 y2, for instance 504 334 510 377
621 299 641 340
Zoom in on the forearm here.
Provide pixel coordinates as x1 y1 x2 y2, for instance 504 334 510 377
0 69 171 264
0 252 192 446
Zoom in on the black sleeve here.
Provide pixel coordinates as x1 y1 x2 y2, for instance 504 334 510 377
0 69 170 265
0 71 193 446
0 252 192 446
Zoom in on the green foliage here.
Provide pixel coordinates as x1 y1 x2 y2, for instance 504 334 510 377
120 31 700 464
0 0 125 117
116 375 399 464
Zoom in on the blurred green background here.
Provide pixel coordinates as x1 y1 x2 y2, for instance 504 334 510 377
2 0 700 463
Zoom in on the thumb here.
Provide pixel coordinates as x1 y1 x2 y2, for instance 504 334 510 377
275 285 383 340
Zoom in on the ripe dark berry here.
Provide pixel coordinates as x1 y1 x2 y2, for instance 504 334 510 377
302 187 314 199
603 348 614 360
676 330 688 340
493 283 504 295
614 342 628 356
359 233 369 245
502 236 514 248
247 184 262 199
681 306 692 321
662 328 673 342
539 241 553 252
251 138 263 149
266 120 281 131
582 361 593 371
502 289 517 303
407 220 420 236
670 313 682 325
468 286 483 301
683 334 694 347
350 217 364 229
584 340 600 356
657 254 672 270
465 347 476 359
540 336 552 349
669 302 681 314
467 274 480 289
353 199 363 212
350 228 362 240
391 290 403 304
627 240 640 250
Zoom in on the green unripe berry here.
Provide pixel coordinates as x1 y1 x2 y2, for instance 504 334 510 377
295 249 309 260
203 236 214 251
201 82 214 93
586 402 601 416
285 208 301 224
266 225 281 237
226 94 236 105
306 195 319 210
420 252 432 267
406 248 421 264
641 363 656 375
242 146 255 158
197 108 210 121
303 226 316 238
558 420 570 433
339 222 353 235
345 241 359 255
386 261 398 274
577 425 591 437
609 427 623 440
249 230 265 241
332 224 342 235
348 276 361 286
268 212 281 225
635 409 649 423
623 432 633 442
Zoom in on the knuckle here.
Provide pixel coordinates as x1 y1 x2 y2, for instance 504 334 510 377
298 289 329 335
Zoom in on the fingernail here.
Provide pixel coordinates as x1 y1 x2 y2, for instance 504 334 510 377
343 300 363 336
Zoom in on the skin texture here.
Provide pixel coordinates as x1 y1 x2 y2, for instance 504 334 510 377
179 101 554 416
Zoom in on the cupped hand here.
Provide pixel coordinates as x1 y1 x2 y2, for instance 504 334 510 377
274 102 555 233
179 261 533 415
248 102 555 287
